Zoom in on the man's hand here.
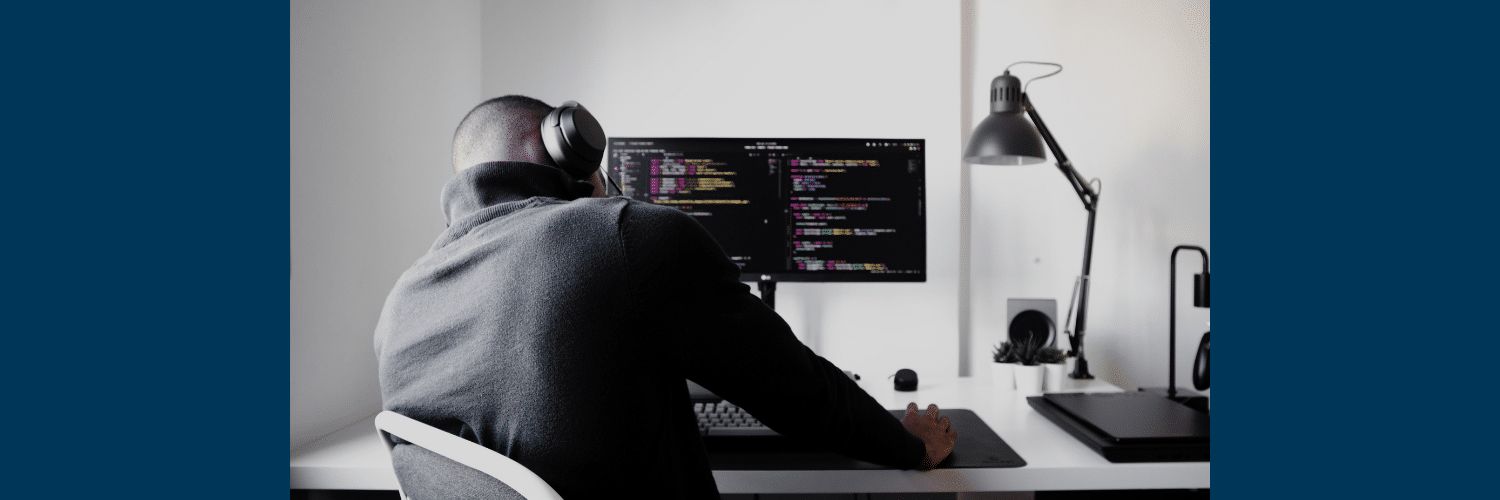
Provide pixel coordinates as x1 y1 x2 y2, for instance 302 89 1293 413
901 402 956 470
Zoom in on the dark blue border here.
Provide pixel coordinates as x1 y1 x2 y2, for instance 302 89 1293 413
1220 2 1495 499
6 3 284 497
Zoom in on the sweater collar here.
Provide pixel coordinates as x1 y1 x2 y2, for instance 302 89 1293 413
439 161 597 225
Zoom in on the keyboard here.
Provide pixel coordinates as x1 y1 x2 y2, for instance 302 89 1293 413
695 401 780 437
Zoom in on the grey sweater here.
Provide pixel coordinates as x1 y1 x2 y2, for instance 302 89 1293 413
374 161 925 499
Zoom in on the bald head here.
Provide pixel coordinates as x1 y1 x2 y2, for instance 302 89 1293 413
451 95 556 172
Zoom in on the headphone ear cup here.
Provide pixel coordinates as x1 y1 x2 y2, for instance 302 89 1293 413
539 105 575 175
540 101 606 179
1192 332 1209 391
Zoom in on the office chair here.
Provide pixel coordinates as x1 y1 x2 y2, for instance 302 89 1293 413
374 411 564 500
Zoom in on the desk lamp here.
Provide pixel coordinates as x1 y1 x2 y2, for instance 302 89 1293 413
964 62 1099 379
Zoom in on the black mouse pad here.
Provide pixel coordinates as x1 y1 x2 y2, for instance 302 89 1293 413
705 409 1026 470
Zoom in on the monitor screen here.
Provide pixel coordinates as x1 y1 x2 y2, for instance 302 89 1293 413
607 138 925 282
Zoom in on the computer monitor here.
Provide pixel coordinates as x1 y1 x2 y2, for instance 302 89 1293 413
607 138 925 282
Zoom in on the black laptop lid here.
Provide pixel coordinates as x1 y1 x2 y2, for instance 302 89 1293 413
1042 392 1209 443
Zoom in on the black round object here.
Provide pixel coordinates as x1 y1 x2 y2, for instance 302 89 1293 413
1008 309 1054 347
540 101 607 179
1192 332 1209 390
562 105 607 161
893 368 918 392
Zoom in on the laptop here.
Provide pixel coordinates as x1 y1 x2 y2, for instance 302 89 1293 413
1028 392 1209 462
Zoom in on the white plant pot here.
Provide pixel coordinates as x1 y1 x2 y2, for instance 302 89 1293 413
991 363 1016 391
1013 364 1044 396
1043 363 1066 392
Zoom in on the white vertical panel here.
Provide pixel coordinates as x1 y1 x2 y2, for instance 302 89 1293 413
290 0 483 449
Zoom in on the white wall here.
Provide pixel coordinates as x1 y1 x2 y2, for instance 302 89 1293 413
290 0 481 449
479 0 964 385
964 0 1211 391
289 0 1210 448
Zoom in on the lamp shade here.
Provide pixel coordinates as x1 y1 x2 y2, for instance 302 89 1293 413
963 72 1047 165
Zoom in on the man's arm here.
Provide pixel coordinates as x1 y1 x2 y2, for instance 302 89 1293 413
620 203 954 469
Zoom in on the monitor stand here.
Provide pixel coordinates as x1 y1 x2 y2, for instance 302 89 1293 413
758 280 776 310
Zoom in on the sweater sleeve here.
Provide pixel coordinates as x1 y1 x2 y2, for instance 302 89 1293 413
619 203 927 470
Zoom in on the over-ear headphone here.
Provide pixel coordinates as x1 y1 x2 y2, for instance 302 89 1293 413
1192 332 1209 390
540 101 608 180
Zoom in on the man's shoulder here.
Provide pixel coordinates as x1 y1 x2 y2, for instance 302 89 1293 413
610 198 709 240
619 197 693 220
533 195 674 222
519 196 699 245
605 198 740 290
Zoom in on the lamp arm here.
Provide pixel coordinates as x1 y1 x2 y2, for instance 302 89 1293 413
1067 203 1097 379
1021 93 1098 211
1023 92 1099 379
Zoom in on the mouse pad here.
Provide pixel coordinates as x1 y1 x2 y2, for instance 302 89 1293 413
705 409 1026 470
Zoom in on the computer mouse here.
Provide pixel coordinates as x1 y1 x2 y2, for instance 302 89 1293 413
893 368 918 391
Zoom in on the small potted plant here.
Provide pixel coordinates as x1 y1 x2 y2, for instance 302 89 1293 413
1037 345 1068 392
991 341 1020 391
1011 336 1047 395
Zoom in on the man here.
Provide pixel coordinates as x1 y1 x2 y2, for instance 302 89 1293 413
374 95 955 499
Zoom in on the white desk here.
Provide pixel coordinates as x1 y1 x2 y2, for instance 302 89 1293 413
290 375 1209 493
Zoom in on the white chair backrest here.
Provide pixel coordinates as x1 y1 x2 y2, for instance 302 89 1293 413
375 411 564 500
